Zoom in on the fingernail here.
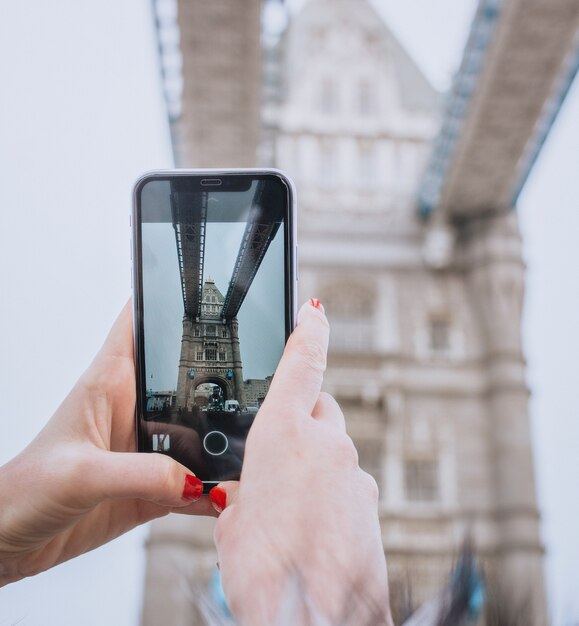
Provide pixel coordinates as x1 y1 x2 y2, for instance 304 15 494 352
310 297 324 313
182 475 203 501
209 486 227 513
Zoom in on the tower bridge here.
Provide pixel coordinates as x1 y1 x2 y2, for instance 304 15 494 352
143 0 579 623
171 179 280 410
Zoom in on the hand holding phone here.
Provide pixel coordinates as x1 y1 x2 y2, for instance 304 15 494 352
0 302 215 587
0 169 297 585
212 301 392 626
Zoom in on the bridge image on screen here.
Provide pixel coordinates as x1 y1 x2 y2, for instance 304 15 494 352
167 180 282 418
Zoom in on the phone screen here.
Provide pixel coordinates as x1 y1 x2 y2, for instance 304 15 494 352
133 173 294 486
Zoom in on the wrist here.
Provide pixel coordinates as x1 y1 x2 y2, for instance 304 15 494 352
0 458 29 586
226 566 393 626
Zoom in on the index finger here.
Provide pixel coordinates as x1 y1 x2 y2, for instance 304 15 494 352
261 298 329 417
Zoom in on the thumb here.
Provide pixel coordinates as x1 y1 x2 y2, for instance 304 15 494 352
209 480 239 514
91 450 203 507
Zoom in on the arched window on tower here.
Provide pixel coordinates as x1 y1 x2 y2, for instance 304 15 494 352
429 316 451 353
404 457 439 502
414 284 465 361
416 310 459 360
321 283 376 353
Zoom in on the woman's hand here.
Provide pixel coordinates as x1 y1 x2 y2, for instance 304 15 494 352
0 301 214 586
212 300 394 626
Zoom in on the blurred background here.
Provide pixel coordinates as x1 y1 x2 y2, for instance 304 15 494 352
0 0 578 624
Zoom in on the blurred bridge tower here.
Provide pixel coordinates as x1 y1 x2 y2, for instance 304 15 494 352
273 0 578 622
143 0 579 623
155 0 262 168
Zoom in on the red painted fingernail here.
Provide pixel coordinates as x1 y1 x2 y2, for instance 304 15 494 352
182 475 203 501
209 486 227 513
310 297 324 313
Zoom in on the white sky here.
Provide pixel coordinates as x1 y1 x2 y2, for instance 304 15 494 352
0 1 577 625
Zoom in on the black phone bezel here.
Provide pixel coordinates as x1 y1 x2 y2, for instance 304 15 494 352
131 170 296 493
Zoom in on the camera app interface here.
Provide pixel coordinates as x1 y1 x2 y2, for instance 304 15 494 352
139 177 287 482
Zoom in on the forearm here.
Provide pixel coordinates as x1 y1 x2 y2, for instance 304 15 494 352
0 446 70 586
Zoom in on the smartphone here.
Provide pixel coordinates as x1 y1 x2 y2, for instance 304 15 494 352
132 169 297 492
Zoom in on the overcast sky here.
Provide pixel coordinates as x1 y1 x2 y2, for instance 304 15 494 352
0 1 577 625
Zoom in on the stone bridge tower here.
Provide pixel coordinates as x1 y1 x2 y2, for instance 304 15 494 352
142 0 579 622
176 278 246 410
